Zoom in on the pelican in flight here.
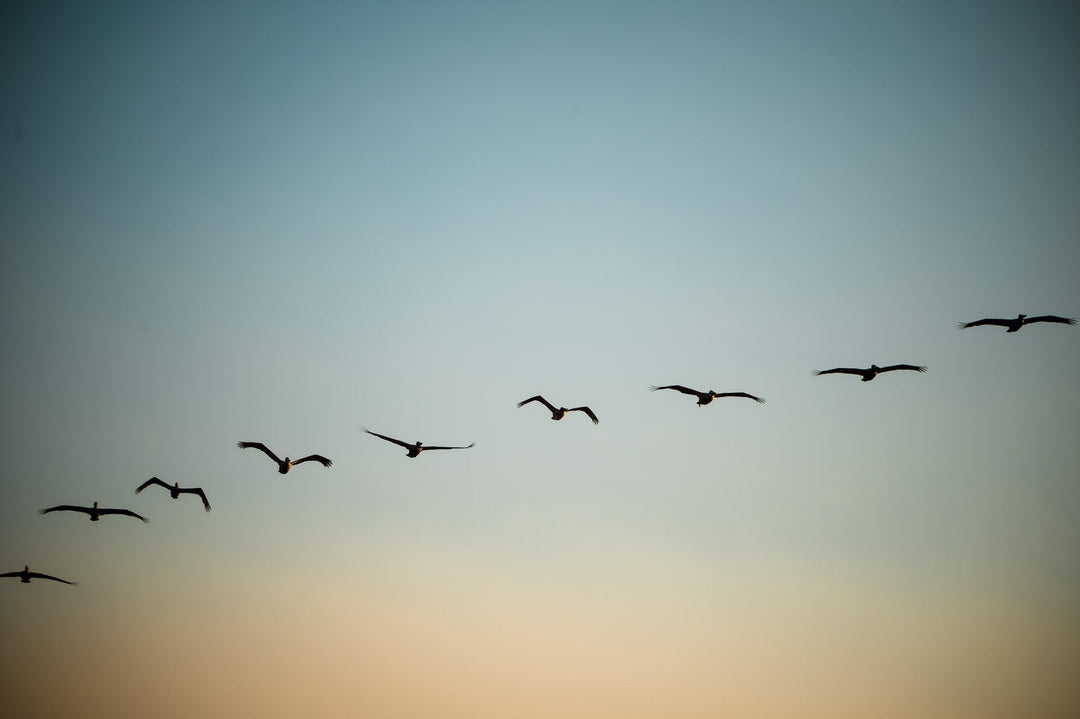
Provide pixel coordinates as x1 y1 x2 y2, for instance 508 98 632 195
1 565 77 586
649 385 765 406
136 477 211 512
517 395 599 424
237 441 332 474
957 313 1076 332
364 429 474 458
813 364 927 382
39 501 148 523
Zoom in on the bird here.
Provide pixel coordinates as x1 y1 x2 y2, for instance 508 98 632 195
1 565 77 585
39 500 148 523
136 477 211 512
812 364 927 382
364 429 474 458
649 385 765 406
957 313 1076 332
237 441 332 474
516 395 599 424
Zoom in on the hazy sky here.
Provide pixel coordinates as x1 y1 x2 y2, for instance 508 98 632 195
2 2 1078 717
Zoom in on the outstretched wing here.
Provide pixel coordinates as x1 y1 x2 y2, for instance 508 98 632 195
716 392 765 403
99 508 150 523
568 406 599 424
517 395 557 413
364 429 412 449
812 368 864 377
292 454 332 468
423 443 476 451
237 441 282 464
0 571 23 578
879 364 927 374
649 385 702 396
135 477 170 494
957 318 1010 329
180 487 212 512
39 505 90 516
1026 315 1076 326
28 572 77 585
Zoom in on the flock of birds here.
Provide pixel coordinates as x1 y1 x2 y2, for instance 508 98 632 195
4 312 1075 587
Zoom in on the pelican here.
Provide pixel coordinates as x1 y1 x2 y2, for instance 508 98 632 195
1 565 77 585
135 477 211 512
364 429 474 458
649 385 765 406
813 364 927 382
957 313 1076 332
517 395 598 424
39 500 148 523
237 441 332 474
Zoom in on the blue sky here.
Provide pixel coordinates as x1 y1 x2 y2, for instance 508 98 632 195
2 2 1079 716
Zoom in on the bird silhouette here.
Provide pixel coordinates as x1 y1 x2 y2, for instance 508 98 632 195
957 313 1076 332
364 429 474 458
813 364 927 382
649 385 765 406
237 442 332 474
136 477 211 512
39 500 148 523
1 565 77 585
517 395 599 424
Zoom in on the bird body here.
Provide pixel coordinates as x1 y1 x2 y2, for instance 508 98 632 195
136 477 212 511
39 500 148 523
237 442 332 474
517 395 599 424
1 565 76 585
958 313 1076 332
649 385 765 406
364 429 474 458
813 364 927 382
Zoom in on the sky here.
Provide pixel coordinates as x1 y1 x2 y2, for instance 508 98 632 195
1 1 1079 716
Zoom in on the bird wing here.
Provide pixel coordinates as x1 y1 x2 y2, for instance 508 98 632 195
568 406 599 424
957 318 1011 329
649 385 701 395
292 454 333 468
364 430 412 449
237 441 282 463
179 487 212 512
879 364 927 373
28 572 77 585
0 571 23 578
812 368 864 376
423 443 476 451
99 508 150 523
39 505 90 516
517 395 556 412
716 392 765 403
135 477 170 494
1026 315 1077 325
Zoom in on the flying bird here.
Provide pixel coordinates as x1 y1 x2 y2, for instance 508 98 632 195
517 395 599 424
1 565 77 585
649 385 765 406
364 429 474 458
39 500 149 523
957 313 1076 332
812 364 927 382
136 477 211 512
237 442 332 474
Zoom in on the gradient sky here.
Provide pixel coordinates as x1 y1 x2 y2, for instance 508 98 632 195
2 2 1079 717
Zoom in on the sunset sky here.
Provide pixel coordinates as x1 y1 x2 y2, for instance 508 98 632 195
2 2 1079 717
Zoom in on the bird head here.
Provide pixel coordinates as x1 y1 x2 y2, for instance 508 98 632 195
92 500 99 509
1018 313 1028 320
416 441 423 447
870 365 880 372
283 457 291 464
